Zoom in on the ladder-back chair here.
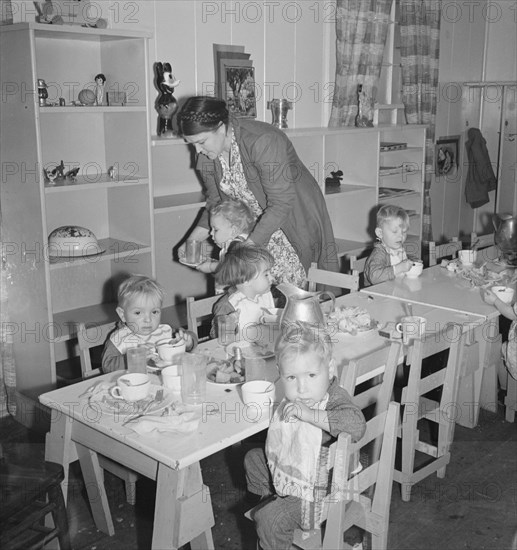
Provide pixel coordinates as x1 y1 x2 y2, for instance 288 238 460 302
306 262 359 294
394 323 470 501
428 238 462 266
76 321 139 505
186 295 220 342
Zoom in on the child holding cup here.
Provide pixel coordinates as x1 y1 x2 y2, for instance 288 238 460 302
364 204 421 286
101 275 197 373
244 322 366 549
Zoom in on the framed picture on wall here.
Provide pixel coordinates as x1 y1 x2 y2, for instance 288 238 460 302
220 59 257 118
435 135 461 177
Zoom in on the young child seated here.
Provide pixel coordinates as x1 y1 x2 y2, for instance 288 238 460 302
101 275 197 373
211 241 275 338
244 322 366 549
196 198 255 275
364 204 415 286
482 286 517 380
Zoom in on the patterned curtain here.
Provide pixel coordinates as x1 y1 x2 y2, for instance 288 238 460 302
329 0 394 127
400 0 441 244
0 209 17 418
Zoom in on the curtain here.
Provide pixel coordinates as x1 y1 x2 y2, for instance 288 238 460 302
0 209 17 418
400 0 441 244
329 0 394 127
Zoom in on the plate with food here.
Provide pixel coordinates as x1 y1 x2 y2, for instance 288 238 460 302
88 384 175 416
327 306 378 336
206 357 245 387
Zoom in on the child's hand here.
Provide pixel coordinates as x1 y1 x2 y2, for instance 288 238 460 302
395 259 413 275
481 288 497 305
174 328 194 351
281 400 312 423
196 260 217 273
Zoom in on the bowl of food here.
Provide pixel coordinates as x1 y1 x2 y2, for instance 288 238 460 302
491 286 515 304
48 225 105 258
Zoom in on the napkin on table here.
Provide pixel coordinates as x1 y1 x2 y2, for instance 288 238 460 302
129 404 201 436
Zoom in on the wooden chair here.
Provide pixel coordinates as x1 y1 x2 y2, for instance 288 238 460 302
393 323 469 501
186 295 220 342
77 321 117 379
292 402 400 550
0 450 72 550
428 238 462 266
470 232 499 263
505 375 517 423
306 262 359 294
290 341 402 550
77 321 139 505
349 254 368 290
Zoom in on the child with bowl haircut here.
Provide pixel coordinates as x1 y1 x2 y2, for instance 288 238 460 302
211 241 276 336
364 204 416 286
196 198 256 274
244 322 366 550
101 275 197 373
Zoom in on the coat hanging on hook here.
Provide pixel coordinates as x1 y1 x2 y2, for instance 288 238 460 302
464 128 497 209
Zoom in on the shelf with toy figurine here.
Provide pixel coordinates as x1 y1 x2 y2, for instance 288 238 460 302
44 174 148 191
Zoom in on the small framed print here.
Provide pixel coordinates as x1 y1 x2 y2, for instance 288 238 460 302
220 59 257 118
435 135 461 178
107 92 127 106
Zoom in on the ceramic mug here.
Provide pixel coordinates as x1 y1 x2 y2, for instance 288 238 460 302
110 373 150 402
156 338 186 363
241 380 276 415
406 261 423 278
395 316 426 345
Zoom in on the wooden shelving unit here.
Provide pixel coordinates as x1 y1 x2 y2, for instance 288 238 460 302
1 23 154 391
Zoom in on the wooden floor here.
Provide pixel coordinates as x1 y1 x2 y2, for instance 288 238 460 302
1 402 516 550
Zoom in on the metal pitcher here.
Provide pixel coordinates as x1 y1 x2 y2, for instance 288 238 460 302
277 283 335 328
493 213 517 265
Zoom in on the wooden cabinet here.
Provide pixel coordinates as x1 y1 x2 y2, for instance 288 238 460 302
152 124 425 307
1 23 154 392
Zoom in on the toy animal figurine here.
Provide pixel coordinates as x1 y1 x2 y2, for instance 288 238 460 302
154 62 180 138
44 167 58 185
65 167 80 181
55 161 66 179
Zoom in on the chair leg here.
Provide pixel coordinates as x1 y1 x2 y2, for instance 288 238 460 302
400 417 418 502
371 530 388 550
505 375 517 423
48 483 72 550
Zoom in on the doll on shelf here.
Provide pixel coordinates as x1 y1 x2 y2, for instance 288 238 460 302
94 73 106 106
155 62 180 138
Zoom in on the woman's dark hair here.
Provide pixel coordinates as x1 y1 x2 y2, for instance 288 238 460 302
177 96 229 137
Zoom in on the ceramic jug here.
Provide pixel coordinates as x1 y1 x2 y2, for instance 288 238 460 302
277 282 335 328
493 213 517 264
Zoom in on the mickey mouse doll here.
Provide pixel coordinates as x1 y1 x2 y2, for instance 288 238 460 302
155 62 180 138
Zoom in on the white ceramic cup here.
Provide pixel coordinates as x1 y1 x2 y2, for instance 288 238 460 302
491 286 515 304
161 365 182 392
110 373 150 402
395 316 426 345
459 249 477 266
156 338 186 363
241 380 276 411
406 261 423 278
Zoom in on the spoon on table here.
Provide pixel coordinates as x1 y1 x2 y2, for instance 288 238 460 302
404 302 414 317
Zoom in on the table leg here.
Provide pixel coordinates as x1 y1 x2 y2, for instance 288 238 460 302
478 318 501 413
152 462 215 550
75 442 115 536
44 413 74 502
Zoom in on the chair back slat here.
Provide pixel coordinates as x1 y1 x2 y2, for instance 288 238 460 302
307 262 359 293
428 238 462 266
186 295 220 341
